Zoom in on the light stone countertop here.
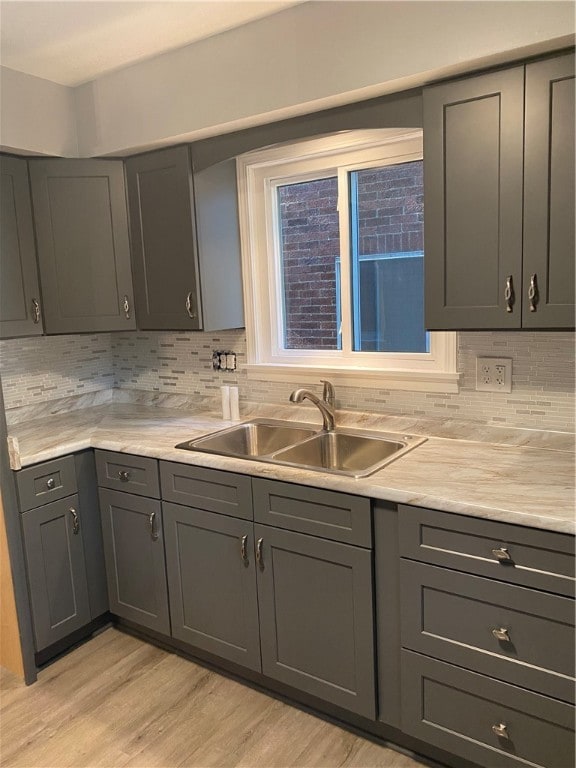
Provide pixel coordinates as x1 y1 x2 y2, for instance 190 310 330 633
6 402 575 535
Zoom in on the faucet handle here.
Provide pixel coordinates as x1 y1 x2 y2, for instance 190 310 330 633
321 380 335 407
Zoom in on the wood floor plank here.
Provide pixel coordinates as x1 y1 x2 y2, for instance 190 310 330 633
0 628 426 768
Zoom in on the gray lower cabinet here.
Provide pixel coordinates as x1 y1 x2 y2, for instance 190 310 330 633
0 154 43 338
17 452 108 653
255 523 375 719
125 146 243 331
163 501 261 671
396 503 575 768
21 495 91 651
424 51 574 330
99 487 170 635
28 159 136 334
401 651 575 768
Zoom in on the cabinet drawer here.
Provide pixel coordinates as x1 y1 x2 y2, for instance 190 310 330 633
160 462 252 520
401 560 575 702
95 450 159 498
401 651 575 768
399 504 575 596
16 455 77 511
253 479 371 546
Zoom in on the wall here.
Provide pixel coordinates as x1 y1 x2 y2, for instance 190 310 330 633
0 67 78 157
1 330 572 431
73 1 575 157
1 2 573 157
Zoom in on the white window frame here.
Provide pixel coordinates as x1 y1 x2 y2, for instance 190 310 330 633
237 130 459 393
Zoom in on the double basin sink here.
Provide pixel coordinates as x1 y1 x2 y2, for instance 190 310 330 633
176 418 425 478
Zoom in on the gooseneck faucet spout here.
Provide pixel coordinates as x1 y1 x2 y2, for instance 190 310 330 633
289 383 336 432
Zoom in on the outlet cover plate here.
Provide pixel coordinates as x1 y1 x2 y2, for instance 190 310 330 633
476 357 512 393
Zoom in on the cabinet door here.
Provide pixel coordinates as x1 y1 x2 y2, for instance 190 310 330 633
255 525 375 718
0 155 43 338
29 159 135 333
126 146 202 330
424 67 524 329
99 488 170 635
21 495 91 651
163 502 261 671
523 52 575 329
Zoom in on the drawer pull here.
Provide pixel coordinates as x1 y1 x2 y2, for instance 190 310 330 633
504 275 514 313
256 537 264 570
492 547 513 563
46 478 55 490
149 511 158 541
69 507 80 535
492 723 509 740
492 627 511 642
32 298 41 324
240 535 249 564
118 470 131 482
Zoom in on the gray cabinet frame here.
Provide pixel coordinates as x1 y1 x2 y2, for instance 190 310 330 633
29 158 135 334
424 66 524 329
522 52 575 328
99 487 170 635
163 501 261 671
424 52 575 330
0 155 43 338
255 523 375 719
21 494 91 650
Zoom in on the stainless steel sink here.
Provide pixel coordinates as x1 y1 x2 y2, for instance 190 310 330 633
176 419 425 477
272 429 425 477
176 419 319 458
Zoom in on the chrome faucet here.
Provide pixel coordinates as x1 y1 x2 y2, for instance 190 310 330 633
289 380 336 431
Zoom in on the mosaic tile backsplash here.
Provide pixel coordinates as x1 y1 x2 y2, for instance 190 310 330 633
1 330 574 431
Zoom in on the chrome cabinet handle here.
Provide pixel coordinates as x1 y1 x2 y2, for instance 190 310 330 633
32 298 41 324
256 537 264 570
492 627 511 642
185 291 197 320
528 274 538 312
492 723 509 740
492 547 513 563
69 507 80 535
149 511 158 541
46 477 55 490
240 535 249 564
504 276 514 313
118 470 130 483
122 295 131 319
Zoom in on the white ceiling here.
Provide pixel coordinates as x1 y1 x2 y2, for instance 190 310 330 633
0 0 302 86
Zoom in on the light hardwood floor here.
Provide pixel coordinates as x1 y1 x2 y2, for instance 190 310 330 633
0 628 426 768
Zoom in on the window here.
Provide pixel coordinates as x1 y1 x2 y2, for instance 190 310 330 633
237 130 458 392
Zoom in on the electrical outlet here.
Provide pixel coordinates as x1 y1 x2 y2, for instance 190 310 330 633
476 357 512 393
212 350 237 372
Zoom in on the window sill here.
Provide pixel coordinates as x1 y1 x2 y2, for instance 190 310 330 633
244 364 461 393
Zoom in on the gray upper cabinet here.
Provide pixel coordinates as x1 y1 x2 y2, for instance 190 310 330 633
28 159 136 334
125 146 244 331
523 52 575 328
424 66 524 329
0 155 43 338
424 52 575 330
125 146 202 330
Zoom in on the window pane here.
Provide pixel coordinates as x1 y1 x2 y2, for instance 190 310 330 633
278 178 340 350
350 161 429 353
